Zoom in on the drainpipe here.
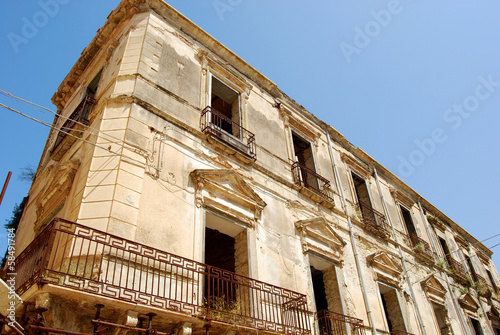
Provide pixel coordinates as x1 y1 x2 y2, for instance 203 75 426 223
327 131 377 335
373 167 427 335
417 201 472 335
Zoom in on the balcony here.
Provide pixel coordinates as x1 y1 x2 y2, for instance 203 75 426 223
201 106 256 162
291 162 335 206
409 233 435 262
447 258 470 285
390 331 415 335
12 218 310 335
355 201 390 238
52 95 95 161
316 310 366 335
475 274 492 297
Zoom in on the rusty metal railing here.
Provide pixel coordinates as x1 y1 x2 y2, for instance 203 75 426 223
291 162 334 204
316 310 366 335
409 233 435 261
356 201 390 237
201 106 256 161
447 258 469 281
53 95 95 150
475 274 492 297
14 218 310 335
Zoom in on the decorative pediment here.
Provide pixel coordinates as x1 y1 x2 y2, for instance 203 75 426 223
368 252 402 286
486 305 500 320
190 169 266 226
341 153 371 180
421 275 447 305
389 187 414 208
35 159 80 233
295 217 346 264
458 294 479 314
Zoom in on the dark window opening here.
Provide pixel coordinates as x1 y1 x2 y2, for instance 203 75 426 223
211 76 240 137
292 133 319 190
432 303 448 335
311 266 328 312
465 255 478 282
380 292 393 333
379 283 406 333
439 237 452 267
400 205 417 237
205 227 235 272
204 212 248 311
87 69 102 97
487 269 498 293
470 318 483 335
352 173 371 206
352 173 376 223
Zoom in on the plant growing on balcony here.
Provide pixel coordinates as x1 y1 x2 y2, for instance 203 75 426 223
413 243 424 252
436 260 446 269
203 295 242 324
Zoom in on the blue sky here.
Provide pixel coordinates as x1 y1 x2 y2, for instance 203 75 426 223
1 1 499 268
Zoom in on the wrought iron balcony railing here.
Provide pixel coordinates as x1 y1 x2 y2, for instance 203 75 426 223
447 258 469 282
53 94 95 150
291 162 334 204
12 218 310 335
355 201 390 238
475 274 492 297
316 310 366 335
409 233 435 261
201 106 256 161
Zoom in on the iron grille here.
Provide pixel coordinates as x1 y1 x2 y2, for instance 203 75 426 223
13 218 310 335
291 162 334 203
356 201 390 237
316 310 366 335
201 106 256 161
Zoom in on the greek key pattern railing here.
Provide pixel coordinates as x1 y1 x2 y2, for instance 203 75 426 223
54 94 95 149
201 106 256 161
356 201 390 237
409 233 435 261
14 218 310 335
291 162 335 203
316 310 366 335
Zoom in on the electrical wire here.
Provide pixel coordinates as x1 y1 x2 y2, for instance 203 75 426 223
0 102 152 169
0 89 149 157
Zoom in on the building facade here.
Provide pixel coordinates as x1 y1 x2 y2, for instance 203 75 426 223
2 1 500 335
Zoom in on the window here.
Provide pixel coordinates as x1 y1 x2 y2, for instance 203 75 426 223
210 75 240 137
378 283 406 333
351 172 389 236
201 75 256 161
431 303 449 335
439 237 452 267
400 205 417 237
470 318 483 335
204 211 248 310
487 269 498 293
292 132 318 190
465 255 478 282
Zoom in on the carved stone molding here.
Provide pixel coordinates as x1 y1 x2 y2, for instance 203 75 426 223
35 159 80 233
389 186 414 209
295 216 346 264
367 251 403 287
340 152 371 180
458 293 480 315
421 275 447 305
190 169 266 226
